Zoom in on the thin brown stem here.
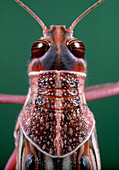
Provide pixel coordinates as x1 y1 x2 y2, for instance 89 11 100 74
0 82 119 104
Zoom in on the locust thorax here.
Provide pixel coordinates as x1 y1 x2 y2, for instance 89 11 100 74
19 70 94 158
27 70 87 156
29 70 86 108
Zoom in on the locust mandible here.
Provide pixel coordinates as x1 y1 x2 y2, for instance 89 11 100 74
3 0 117 169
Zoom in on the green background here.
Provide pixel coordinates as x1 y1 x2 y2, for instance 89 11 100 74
0 0 119 169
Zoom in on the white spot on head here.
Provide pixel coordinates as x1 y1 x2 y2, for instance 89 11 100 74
49 148 53 154
49 135 52 139
44 131 46 135
69 128 73 136
69 139 72 143
33 136 37 142
64 134 67 139
47 141 50 145
74 42 80 48
38 42 43 48
68 146 72 151
64 140 67 144
76 127 79 131
40 127 43 130
73 113 76 119
73 138 76 142
40 117 44 123
35 130 38 134
79 137 83 143
46 122 49 129
42 144 46 150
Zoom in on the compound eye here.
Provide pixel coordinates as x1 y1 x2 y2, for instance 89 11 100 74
67 39 85 58
31 40 50 58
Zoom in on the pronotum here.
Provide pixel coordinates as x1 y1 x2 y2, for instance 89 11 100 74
1 0 118 169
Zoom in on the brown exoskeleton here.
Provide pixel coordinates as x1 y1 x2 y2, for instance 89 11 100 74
5 0 107 169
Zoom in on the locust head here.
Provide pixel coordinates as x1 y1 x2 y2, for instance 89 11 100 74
14 0 105 73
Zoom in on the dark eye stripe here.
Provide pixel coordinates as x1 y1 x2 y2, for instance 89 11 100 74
31 40 50 58
67 39 85 58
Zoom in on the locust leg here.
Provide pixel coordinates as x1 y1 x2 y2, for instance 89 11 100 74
5 121 20 170
5 149 17 170
0 94 26 104
85 82 119 101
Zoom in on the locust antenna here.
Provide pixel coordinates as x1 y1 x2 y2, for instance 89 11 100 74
14 0 47 31
70 0 105 30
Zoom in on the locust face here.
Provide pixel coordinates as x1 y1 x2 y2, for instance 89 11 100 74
29 25 86 73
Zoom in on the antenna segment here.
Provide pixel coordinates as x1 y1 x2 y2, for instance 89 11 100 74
14 0 47 30
70 0 105 30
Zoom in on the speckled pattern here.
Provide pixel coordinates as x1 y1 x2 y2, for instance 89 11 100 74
19 71 95 157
